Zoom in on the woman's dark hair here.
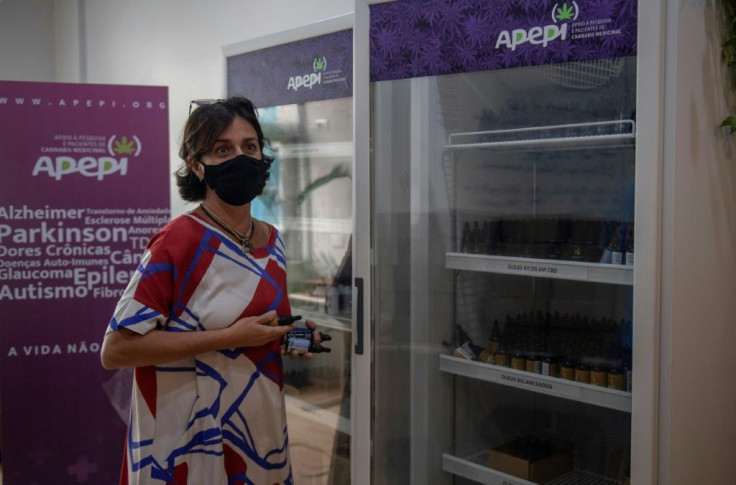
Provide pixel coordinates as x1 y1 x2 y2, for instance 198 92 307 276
175 96 274 202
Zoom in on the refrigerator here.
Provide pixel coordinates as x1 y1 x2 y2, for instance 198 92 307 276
223 15 355 485
353 1 642 484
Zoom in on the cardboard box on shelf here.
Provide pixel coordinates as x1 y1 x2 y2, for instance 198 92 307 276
488 438 574 484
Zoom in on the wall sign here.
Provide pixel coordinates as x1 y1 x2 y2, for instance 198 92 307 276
227 28 353 107
0 80 169 484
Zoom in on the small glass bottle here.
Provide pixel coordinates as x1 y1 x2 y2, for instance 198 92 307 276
624 222 634 266
560 359 576 381
460 221 472 253
510 351 526 370
286 337 332 354
623 356 633 392
452 324 479 360
575 363 590 384
478 320 502 364
542 355 559 378
590 366 608 387
267 314 302 327
471 221 482 254
607 367 625 390
525 354 542 374
494 346 510 367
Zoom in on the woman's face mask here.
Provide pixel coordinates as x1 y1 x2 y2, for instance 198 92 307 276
199 154 268 206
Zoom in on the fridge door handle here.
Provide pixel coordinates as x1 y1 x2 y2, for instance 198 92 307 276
354 277 364 355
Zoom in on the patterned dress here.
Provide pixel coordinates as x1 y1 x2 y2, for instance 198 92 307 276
106 211 293 485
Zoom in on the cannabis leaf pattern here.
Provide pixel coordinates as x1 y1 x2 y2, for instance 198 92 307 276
556 3 575 21
369 0 637 82
113 136 135 155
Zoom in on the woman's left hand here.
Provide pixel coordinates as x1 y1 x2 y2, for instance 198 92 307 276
281 318 321 360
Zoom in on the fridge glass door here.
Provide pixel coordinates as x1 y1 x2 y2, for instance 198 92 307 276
257 97 353 484
371 58 635 485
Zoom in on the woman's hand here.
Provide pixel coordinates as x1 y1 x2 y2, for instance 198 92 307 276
281 318 321 360
225 310 295 348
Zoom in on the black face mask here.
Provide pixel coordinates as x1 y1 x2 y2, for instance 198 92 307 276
200 154 268 206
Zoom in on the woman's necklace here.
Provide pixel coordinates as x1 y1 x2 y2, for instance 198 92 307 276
200 201 255 254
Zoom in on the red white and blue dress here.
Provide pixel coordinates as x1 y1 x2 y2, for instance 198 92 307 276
106 211 293 485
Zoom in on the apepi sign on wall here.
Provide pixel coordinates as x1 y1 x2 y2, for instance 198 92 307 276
0 80 170 484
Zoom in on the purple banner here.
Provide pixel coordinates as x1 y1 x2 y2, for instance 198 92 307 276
227 29 352 108
370 0 637 82
0 81 170 484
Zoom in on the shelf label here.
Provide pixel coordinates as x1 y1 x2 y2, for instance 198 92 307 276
499 372 581 399
504 261 587 279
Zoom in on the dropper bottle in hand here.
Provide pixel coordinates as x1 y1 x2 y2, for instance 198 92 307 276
266 314 302 327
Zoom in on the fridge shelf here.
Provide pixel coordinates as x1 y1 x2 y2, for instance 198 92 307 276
439 355 632 413
446 252 633 286
445 120 635 151
442 450 624 485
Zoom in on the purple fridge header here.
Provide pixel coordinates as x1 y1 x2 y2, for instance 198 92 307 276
370 0 637 82
227 29 353 108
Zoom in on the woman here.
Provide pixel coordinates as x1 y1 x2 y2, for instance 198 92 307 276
101 97 318 484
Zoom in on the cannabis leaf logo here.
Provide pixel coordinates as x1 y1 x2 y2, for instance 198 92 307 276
113 136 136 155
313 57 326 72
556 3 575 21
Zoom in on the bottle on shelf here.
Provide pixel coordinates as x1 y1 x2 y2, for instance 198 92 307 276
453 324 481 360
623 354 633 392
560 359 576 381
471 221 482 254
599 221 619 264
494 346 510 367
510 351 526 370
590 366 608 387
525 353 542 374
609 226 625 265
460 221 472 253
625 222 634 266
607 367 626 390
478 319 502 364
542 354 559 378
574 362 590 384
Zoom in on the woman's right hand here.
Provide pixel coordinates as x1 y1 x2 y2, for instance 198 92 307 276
225 310 295 348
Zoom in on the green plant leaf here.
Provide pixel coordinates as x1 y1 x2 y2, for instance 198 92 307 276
723 36 736 48
720 116 736 133
296 165 351 206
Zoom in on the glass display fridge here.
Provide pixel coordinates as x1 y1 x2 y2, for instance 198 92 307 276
353 1 642 484
224 15 354 484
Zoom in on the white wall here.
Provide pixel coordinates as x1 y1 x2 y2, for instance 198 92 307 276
0 0 56 81
1 0 354 216
659 1 736 483
84 0 353 216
